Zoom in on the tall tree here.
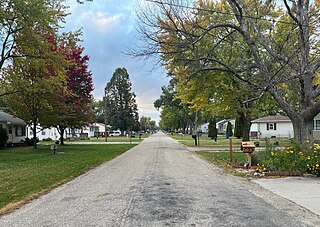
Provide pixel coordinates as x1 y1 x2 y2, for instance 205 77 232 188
2 33 66 148
154 79 194 134
134 0 320 143
104 68 139 133
42 32 94 145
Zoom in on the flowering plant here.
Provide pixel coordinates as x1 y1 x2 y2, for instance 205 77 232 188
257 141 320 176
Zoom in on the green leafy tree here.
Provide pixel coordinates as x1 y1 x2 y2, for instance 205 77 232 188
92 99 105 123
154 79 195 134
135 0 320 143
0 0 66 71
104 68 139 133
2 32 65 148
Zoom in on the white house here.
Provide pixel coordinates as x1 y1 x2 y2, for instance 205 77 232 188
0 111 26 144
197 123 209 133
216 119 235 134
92 123 112 137
250 115 294 138
27 126 63 141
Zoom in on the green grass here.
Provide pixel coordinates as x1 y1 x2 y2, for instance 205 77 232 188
170 133 291 148
0 144 135 212
197 151 248 167
62 133 150 143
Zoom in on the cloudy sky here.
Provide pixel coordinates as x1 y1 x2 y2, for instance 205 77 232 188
62 0 169 123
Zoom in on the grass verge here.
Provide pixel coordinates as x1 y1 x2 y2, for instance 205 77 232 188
0 144 135 214
170 133 291 148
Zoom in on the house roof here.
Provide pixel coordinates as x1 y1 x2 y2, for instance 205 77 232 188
0 111 26 125
252 115 291 123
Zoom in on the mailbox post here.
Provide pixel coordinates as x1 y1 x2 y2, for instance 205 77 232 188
51 144 57 155
241 142 255 167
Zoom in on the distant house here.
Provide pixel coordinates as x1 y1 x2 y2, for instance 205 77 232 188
250 115 293 138
197 123 209 133
216 119 235 134
0 111 26 144
27 126 62 141
92 123 111 137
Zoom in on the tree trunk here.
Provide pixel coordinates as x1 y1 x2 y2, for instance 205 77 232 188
291 117 314 143
57 125 66 145
32 121 37 149
239 113 251 142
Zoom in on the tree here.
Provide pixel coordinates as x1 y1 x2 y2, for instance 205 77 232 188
104 68 139 134
2 33 66 148
134 0 320 143
92 100 105 123
0 0 66 71
42 32 94 145
226 122 233 137
154 78 195 134
140 116 151 132
208 118 217 141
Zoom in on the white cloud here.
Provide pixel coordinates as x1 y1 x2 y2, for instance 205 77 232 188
80 12 122 34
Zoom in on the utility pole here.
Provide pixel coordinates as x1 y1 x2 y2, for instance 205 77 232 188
104 88 108 142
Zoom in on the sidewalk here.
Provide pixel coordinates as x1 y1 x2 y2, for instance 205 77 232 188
253 177 320 216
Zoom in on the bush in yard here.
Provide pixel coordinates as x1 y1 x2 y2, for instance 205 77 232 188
24 137 39 146
257 141 320 176
0 128 8 148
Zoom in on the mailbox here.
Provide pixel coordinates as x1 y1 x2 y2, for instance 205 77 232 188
241 142 255 153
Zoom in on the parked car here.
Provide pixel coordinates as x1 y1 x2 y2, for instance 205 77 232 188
109 131 121 136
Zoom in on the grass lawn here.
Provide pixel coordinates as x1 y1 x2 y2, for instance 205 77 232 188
62 133 150 143
0 144 135 213
170 133 291 148
197 151 248 168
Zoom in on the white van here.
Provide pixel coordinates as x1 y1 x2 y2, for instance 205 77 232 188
109 130 121 136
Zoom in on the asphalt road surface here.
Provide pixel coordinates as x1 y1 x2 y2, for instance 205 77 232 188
0 132 318 226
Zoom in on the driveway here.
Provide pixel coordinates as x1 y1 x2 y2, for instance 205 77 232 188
0 132 319 226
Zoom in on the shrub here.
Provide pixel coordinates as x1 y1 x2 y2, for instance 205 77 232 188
24 137 39 146
257 141 320 176
0 128 8 148
42 138 53 141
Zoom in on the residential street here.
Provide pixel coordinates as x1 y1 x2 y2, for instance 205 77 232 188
0 132 319 226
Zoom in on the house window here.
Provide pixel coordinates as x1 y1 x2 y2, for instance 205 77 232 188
15 126 26 137
315 120 320 131
267 123 277 131
42 131 46 135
